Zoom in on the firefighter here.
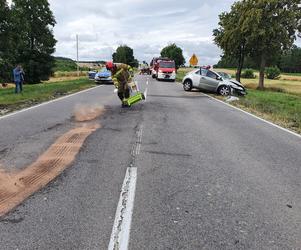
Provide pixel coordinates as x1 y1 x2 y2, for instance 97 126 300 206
106 61 133 107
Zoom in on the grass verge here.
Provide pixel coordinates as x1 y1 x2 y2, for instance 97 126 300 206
0 78 96 115
221 89 301 134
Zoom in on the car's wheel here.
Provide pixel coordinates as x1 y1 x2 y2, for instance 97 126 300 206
218 85 230 96
183 79 192 91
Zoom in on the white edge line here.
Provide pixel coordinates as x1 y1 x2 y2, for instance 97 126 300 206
204 93 301 139
0 85 102 120
108 167 137 250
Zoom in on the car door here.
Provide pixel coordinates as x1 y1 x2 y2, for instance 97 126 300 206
198 68 209 89
200 70 220 91
191 70 201 87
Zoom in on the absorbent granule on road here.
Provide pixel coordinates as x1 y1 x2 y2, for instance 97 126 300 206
0 123 100 217
73 104 105 122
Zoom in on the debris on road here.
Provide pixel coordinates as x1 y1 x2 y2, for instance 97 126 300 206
225 96 240 102
74 104 105 122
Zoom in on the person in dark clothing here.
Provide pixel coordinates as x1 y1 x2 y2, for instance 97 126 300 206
13 65 24 94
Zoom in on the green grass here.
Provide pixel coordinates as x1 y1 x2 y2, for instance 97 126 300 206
0 78 95 114
233 89 301 134
53 57 90 72
53 57 78 72
53 71 88 78
176 69 189 82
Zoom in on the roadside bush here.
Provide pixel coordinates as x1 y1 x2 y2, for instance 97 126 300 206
242 69 256 79
265 66 281 80
53 58 78 72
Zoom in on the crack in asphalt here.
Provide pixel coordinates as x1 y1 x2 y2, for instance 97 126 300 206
143 150 191 157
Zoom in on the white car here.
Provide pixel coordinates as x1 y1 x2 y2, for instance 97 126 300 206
182 68 246 96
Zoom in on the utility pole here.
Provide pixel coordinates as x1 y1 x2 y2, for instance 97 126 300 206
76 34 79 77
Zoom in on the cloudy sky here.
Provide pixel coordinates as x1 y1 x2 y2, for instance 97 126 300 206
47 0 300 65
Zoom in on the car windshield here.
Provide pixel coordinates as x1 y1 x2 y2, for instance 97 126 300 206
218 72 231 79
159 61 175 68
100 68 107 72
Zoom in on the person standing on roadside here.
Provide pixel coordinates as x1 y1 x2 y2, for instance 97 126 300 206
20 66 25 89
13 65 23 94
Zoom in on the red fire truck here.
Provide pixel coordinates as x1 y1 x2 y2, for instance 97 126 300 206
150 57 176 81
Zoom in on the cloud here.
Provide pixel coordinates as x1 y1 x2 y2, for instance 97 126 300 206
48 0 236 65
49 0 300 65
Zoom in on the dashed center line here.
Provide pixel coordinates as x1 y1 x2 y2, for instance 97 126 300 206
108 125 143 250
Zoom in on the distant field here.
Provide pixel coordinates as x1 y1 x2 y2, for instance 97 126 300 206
53 71 88 79
216 68 301 97
282 72 301 77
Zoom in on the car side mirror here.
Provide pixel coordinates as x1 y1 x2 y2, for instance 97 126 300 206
217 76 222 81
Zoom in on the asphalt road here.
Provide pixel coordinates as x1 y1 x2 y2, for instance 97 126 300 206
0 75 301 250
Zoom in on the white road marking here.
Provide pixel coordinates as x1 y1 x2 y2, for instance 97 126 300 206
204 93 301 139
137 125 143 144
135 143 141 155
108 125 143 250
143 88 148 100
0 85 103 120
108 167 137 250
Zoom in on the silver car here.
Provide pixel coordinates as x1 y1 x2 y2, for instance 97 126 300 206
182 68 246 96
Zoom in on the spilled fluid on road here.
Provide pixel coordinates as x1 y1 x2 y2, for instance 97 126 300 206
0 104 105 216
74 104 105 122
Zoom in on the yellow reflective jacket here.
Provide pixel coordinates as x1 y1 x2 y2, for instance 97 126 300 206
111 64 133 91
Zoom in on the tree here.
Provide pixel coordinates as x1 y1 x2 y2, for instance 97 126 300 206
279 46 301 73
160 43 185 69
215 54 259 70
0 0 13 82
11 0 57 83
240 0 301 89
112 45 138 67
213 1 250 82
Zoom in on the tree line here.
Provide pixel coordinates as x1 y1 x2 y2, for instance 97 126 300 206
0 0 56 84
213 0 301 89
112 43 186 69
215 45 301 74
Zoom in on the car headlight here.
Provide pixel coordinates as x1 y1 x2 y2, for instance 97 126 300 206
229 84 241 90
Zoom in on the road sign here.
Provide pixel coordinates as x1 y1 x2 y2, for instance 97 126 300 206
189 54 198 66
